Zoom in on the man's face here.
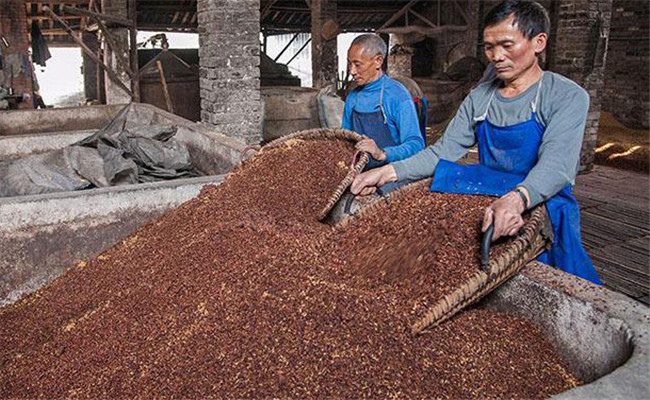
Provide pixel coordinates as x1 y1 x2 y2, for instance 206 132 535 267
483 15 547 82
347 44 383 86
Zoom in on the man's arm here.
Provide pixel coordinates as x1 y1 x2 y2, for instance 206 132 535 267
351 94 478 195
391 95 477 181
382 99 424 162
518 87 590 207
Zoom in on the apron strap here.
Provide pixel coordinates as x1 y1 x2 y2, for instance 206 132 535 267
474 88 496 123
353 75 388 125
379 76 387 124
531 71 544 113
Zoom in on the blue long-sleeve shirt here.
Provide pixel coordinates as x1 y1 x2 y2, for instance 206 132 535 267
342 75 424 163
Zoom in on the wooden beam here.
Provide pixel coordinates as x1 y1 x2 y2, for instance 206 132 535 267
273 33 299 62
129 0 140 102
378 0 419 30
88 11 134 77
286 37 311 65
61 4 134 27
29 15 83 21
409 8 437 29
156 60 173 113
451 0 470 25
44 6 133 97
378 25 467 36
261 0 279 20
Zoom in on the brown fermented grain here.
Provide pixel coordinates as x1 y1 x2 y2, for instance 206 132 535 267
0 139 579 399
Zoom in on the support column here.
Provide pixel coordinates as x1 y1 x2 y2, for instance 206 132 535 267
311 0 338 89
197 0 262 145
101 0 132 104
82 32 99 102
0 0 33 109
548 0 613 172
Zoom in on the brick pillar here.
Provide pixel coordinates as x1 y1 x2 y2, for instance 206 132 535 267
101 0 131 104
388 46 413 77
603 0 649 129
82 32 99 102
311 0 338 89
197 0 262 144
549 0 613 172
0 0 33 109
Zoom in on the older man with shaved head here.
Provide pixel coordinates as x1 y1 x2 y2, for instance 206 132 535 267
342 33 424 192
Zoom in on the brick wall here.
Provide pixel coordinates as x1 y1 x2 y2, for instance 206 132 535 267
549 0 613 172
197 0 262 145
0 0 33 109
603 0 649 129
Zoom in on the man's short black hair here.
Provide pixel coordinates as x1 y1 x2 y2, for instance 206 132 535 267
484 0 550 39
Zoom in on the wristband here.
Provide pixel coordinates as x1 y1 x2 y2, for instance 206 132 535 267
515 187 529 210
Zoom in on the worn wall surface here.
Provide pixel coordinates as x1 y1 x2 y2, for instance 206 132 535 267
197 0 262 144
0 0 33 109
549 0 613 172
603 0 649 129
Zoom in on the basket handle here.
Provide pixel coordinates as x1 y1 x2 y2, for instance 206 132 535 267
481 223 495 272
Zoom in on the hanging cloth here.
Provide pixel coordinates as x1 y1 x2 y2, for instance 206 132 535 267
31 21 51 67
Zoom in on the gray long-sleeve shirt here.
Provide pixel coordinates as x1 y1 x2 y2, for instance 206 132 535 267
392 71 590 207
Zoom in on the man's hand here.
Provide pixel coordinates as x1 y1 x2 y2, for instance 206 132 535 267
355 137 386 161
482 191 526 241
351 165 397 196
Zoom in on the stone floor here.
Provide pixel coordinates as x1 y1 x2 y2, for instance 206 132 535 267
575 165 649 304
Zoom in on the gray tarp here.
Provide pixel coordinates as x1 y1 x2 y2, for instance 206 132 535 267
0 103 196 198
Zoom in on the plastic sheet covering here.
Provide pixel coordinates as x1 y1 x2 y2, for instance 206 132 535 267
0 103 197 198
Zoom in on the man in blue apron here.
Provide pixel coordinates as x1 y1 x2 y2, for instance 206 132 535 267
349 1 601 285
342 34 425 192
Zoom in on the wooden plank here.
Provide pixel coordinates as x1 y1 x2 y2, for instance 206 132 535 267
582 203 649 231
595 261 648 299
575 195 606 210
580 212 647 249
590 251 649 289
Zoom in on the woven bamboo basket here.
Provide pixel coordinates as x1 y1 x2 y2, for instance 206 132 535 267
334 178 552 334
249 128 370 221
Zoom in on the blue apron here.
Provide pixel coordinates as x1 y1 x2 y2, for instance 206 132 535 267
351 77 405 193
429 75 602 284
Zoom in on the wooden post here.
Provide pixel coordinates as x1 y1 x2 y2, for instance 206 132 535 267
156 60 173 113
128 0 139 102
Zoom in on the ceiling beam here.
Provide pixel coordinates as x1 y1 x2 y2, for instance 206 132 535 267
378 0 419 31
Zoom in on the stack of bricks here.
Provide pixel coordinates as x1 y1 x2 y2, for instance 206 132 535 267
197 0 262 145
603 0 649 129
549 0 613 172
0 0 33 109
